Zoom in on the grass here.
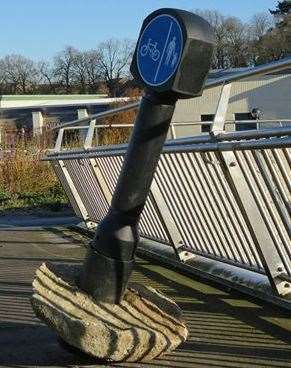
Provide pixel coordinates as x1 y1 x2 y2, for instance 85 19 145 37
0 97 139 213
0 134 68 212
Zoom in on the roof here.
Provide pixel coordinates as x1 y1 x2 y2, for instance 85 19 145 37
208 66 291 80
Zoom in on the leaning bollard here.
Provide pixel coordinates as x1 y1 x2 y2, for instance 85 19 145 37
31 8 214 362
79 7 215 304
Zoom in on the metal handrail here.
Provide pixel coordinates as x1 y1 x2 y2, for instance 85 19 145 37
52 56 291 131
45 125 291 160
51 119 291 132
51 101 140 130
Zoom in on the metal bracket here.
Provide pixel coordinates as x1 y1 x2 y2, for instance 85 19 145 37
178 249 196 263
85 220 98 230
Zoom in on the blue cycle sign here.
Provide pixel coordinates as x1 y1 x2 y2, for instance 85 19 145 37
137 14 183 86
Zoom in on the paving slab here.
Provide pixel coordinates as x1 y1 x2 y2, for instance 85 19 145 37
0 216 291 367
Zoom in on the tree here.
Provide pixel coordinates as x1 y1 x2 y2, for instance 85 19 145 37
38 61 57 93
97 39 134 96
249 13 273 40
53 46 77 93
72 50 89 93
195 10 229 68
224 17 249 67
1 55 38 93
270 1 291 54
83 50 102 93
72 50 102 93
246 7 289 65
195 10 249 68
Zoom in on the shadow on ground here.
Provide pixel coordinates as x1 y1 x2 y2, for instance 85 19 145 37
0 219 291 367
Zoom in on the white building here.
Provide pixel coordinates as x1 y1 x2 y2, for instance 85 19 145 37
172 68 291 137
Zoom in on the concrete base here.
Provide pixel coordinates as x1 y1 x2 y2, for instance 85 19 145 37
31 262 188 363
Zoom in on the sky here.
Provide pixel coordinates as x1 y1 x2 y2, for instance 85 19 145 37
0 0 277 60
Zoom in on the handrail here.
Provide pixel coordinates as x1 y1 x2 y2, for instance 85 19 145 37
52 57 291 131
54 119 291 132
51 101 140 130
46 125 291 159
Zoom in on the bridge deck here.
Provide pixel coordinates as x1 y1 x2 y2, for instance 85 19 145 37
0 216 291 368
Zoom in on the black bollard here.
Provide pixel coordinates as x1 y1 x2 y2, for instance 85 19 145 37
78 8 215 304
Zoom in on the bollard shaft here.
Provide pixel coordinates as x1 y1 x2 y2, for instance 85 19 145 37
79 92 176 303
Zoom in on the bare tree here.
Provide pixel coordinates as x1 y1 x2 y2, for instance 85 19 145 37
1 55 38 93
195 9 230 69
83 50 102 93
97 39 134 96
224 17 249 67
38 61 57 93
72 51 89 93
53 46 77 93
248 11 288 65
249 13 273 40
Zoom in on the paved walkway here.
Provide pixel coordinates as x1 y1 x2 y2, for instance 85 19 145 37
0 216 291 367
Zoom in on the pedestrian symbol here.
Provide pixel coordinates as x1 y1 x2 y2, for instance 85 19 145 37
165 36 176 66
137 14 183 86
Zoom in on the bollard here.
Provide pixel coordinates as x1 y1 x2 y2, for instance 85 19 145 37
31 9 216 361
78 8 215 304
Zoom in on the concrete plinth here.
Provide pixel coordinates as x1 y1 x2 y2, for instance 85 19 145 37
31 262 188 363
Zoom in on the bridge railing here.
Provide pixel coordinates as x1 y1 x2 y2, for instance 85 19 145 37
45 57 291 303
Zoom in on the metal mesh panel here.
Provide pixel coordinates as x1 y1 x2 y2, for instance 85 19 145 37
52 162 83 219
96 155 169 242
48 133 291 277
64 159 109 223
235 148 291 275
154 152 263 270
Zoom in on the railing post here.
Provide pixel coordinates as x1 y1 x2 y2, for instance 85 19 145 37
211 83 232 134
32 111 44 136
54 128 64 152
170 124 177 139
84 119 96 149
219 150 291 297
150 177 194 262
209 79 291 297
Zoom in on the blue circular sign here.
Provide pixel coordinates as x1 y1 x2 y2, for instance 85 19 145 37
137 14 183 86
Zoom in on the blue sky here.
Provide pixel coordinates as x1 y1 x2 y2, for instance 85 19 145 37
0 0 277 60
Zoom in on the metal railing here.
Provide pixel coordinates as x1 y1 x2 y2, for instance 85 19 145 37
45 57 291 301
49 119 291 146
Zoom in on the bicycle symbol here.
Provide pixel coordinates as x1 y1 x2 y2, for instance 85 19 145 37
140 38 160 61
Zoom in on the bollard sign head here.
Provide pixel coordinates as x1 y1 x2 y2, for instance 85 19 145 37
130 8 215 99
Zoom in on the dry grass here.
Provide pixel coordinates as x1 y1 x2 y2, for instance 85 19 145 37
0 134 67 211
0 95 140 212
98 93 139 145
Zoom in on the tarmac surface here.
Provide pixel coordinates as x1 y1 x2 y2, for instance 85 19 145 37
0 214 291 367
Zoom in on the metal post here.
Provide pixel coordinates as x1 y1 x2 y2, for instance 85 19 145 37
208 77 290 296
170 124 177 139
219 151 291 297
32 111 44 136
84 119 96 149
77 108 89 141
54 128 64 152
211 83 232 134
